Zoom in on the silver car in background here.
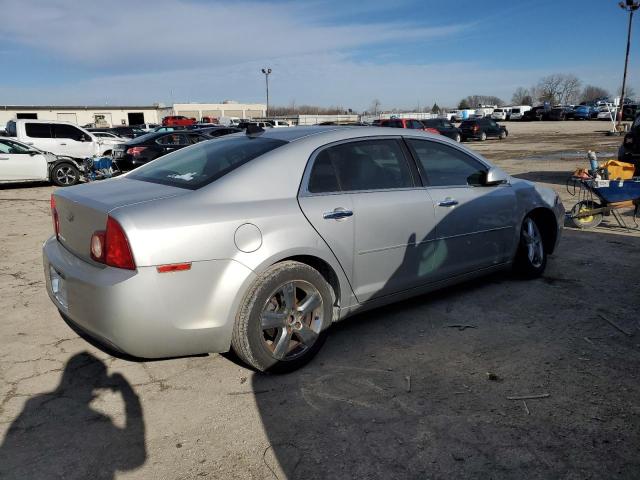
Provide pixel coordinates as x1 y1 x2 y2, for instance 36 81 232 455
43 127 564 372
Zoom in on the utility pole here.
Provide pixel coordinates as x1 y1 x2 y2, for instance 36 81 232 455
618 1 639 127
261 68 272 118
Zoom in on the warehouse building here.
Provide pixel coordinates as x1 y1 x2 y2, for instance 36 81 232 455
0 101 266 128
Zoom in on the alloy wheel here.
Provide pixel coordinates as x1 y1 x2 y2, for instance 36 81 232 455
55 166 77 185
260 280 324 361
522 218 544 268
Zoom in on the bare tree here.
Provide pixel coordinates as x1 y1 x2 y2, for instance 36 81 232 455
462 95 504 107
618 84 636 100
536 73 581 105
511 87 533 105
580 85 610 103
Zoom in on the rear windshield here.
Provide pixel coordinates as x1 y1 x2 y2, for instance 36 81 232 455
460 120 477 127
511 108 521 113
127 136 287 190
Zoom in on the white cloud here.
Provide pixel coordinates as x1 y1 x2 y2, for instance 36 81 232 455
0 0 465 71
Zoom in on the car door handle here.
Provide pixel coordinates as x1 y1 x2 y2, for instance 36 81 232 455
60 143 67 145
438 198 459 207
0 157 9 160
323 208 353 220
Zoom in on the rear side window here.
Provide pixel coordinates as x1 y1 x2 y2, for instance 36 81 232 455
53 124 86 141
157 134 189 145
25 123 52 138
307 139 414 193
407 139 487 187
128 136 287 190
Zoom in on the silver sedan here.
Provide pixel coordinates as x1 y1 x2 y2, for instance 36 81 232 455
43 127 564 372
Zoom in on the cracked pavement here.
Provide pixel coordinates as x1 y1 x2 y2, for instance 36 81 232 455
1 122 639 479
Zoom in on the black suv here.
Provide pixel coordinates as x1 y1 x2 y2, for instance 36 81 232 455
460 118 508 141
618 114 640 174
421 118 462 142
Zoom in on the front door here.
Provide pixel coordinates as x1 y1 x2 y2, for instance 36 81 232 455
299 138 438 303
0 139 48 181
406 138 516 280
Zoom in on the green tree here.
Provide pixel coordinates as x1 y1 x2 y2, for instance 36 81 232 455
458 99 471 109
431 102 440 114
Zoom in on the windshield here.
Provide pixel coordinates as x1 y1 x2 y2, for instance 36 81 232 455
128 136 287 190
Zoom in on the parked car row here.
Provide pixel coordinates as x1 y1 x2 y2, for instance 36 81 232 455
374 117 507 143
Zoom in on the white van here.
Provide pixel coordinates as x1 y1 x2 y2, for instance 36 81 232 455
491 107 512 121
6 120 113 159
509 106 532 120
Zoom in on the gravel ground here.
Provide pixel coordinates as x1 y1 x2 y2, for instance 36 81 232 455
1 121 639 479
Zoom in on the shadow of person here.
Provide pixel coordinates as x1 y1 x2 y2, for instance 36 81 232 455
0 352 146 480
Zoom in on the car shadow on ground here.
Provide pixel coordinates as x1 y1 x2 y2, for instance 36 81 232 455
0 352 146 480
252 229 640 479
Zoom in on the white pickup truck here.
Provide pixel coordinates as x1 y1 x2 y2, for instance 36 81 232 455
5 120 115 160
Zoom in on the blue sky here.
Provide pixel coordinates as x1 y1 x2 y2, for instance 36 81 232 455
0 0 637 110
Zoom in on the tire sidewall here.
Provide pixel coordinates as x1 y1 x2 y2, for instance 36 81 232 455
480 132 487 141
237 262 333 373
514 216 547 278
51 162 80 187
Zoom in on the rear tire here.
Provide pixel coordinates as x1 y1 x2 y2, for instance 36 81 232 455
231 261 333 373
513 216 547 278
499 131 507 140
454 133 461 142
51 162 80 187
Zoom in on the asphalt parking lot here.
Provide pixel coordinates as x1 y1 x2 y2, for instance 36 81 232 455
1 122 639 479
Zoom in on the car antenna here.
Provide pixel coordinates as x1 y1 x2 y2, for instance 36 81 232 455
246 123 264 137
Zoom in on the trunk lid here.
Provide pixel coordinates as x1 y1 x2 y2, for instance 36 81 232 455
53 177 187 263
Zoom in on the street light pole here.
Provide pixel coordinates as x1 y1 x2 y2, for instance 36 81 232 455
261 68 272 118
618 1 639 126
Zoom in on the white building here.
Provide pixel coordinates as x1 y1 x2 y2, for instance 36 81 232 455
0 101 266 129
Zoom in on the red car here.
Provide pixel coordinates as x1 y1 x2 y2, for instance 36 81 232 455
162 115 197 127
379 118 440 135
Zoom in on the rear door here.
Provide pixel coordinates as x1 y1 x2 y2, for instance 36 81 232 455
299 137 438 303
406 138 516 280
52 124 94 158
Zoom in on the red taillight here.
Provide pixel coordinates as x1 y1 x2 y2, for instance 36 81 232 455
90 216 136 270
50 195 60 240
425 128 440 135
472 125 479 132
126 146 147 157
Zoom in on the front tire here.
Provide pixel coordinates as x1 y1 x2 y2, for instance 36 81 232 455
454 133 461 142
479 132 487 141
513 216 547 278
499 131 507 140
231 261 333 373
51 162 80 187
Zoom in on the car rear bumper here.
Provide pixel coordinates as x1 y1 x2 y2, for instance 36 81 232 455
43 236 256 358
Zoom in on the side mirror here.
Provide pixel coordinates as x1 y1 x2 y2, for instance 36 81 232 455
29 150 38 156
484 167 509 186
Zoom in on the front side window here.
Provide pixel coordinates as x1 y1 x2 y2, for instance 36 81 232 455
307 139 414 194
0 140 31 154
25 123 52 138
407 139 487 187
128 136 287 190
53 124 86 141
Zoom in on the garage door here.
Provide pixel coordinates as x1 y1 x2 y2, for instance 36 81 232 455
202 110 222 118
177 110 198 119
246 110 263 119
57 113 78 124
